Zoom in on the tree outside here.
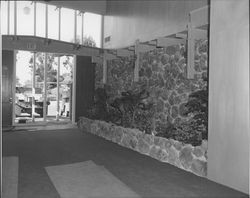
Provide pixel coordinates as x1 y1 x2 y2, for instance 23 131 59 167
74 35 97 47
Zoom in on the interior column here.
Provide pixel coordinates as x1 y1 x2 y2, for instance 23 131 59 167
208 0 249 194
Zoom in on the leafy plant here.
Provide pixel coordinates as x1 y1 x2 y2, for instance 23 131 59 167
155 122 176 138
156 88 208 146
133 101 155 133
172 121 203 146
110 89 152 128
86 88 155 132
87 84 208 146
184 89 208 140
86 87 109 121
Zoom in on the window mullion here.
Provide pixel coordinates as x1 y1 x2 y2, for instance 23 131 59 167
34 1 36 36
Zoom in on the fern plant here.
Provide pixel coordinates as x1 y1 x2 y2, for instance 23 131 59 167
156 88 208 146
184 88 208 140
110 89 153 128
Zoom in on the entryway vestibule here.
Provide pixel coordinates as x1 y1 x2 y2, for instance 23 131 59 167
2 47 96 128
14 50 74 125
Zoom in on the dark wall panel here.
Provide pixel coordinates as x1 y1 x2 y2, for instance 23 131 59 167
75 56 95 122
2 50 14 127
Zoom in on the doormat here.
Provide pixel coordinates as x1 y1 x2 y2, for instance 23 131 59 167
45 160 140 198
2 156 19 198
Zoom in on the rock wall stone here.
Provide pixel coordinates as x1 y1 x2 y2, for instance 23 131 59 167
95 40 208 132
79 117 208 177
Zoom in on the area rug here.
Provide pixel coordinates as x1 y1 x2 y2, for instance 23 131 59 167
45 160 140 198
2 156 19 198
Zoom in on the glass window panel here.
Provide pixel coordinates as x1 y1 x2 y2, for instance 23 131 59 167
76 12 82 44
60 55 73 80
15 51 34 122
35 52 45 84
16 51 33 88
17 1 34 35
34 52 45 120
84 12 102 47
46 53 58 84
60 55 73 88
48 5 59 40
61 8 74 43
36 3 45 37
9 1 15 35
59 55 73 118
1 1 8 34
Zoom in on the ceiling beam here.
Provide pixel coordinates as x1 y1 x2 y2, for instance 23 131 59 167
138 43 156 53
127 46 135 51
116 49 134 57
192 28 208 40
91 56 102 64
175 33 187 39
103 51 118 60
156 37 186 47
146 40 157 46
2 35 100 57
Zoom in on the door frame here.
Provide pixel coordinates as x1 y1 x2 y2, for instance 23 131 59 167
72 55 76 123
11 50 17 126
12 50 76 126
2 50 15 127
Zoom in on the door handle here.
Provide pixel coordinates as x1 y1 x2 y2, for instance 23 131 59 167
9 97 13 103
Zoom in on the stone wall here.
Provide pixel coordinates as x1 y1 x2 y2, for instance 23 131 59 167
95 40 208 132
79 117 208 177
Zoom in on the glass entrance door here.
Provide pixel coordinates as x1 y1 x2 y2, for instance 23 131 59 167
46 54 73 123
15 50 41 124
14 50 74 125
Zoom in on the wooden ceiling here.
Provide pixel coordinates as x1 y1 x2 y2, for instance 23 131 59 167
39 0 107 15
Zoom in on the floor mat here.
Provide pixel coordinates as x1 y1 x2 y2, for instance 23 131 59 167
3 124 78 133
2 156 19 198
45 160 140 198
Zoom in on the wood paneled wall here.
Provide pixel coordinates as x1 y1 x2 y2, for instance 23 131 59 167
104 0 208 48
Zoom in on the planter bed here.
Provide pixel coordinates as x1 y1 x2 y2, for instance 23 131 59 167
78 116 208 177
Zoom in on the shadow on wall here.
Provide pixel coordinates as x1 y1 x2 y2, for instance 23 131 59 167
91 39 208 146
